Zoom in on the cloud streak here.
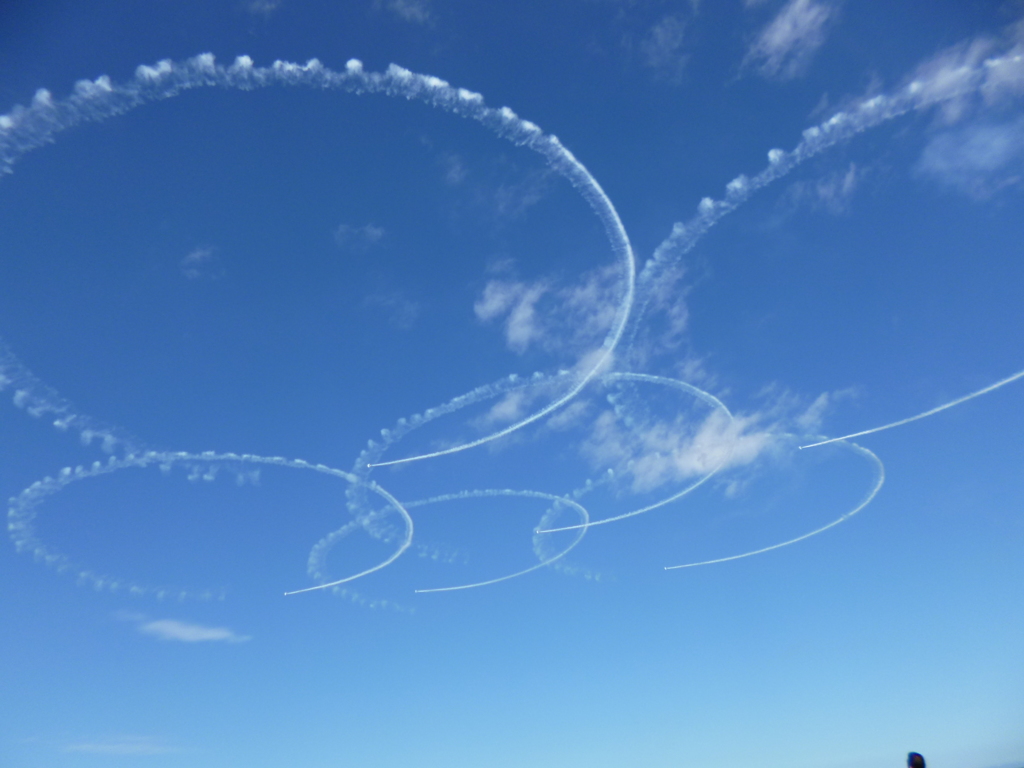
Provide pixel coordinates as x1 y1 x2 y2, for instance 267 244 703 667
744 0 837 80
138 619 251 643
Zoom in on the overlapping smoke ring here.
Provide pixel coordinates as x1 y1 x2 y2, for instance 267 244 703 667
6 449 413 600
3 39 1022 598
0 55 638 597
310 370 736 592
0 54 637 466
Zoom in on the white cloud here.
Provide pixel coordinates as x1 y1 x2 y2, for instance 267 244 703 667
811 162 859 212
493 168 551 220
782 162 861 214
65 736 172 755
917 116 1024 198
577 382 857 495
474 264 623 357
334 223 385 252
441 152 467 185
582 408 778 494
794 386 856 432
744 0 837 80
179 246 223 280
480 389 530 425
376 0 432 25
245 0 282 18
474 279 548 354
640 14 691 82
899 19 1024 198
137 618 250 643
623 264 692 371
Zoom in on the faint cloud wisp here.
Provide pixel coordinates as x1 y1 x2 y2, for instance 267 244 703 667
744 0 838 80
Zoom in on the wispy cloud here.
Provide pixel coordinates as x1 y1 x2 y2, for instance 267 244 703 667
117 611 250 643
440 151 467 185
907 19 1024 198
375 0 432 25
65 736 173 755
744 0 837 80
782 162 861 214
903 19 1024 124
583 408 778 494
621 264 696 376
245 0 282 18
917 116 1024 198
474 264 622 357
179 246 223 280
492 168 551 221
334 222 386 252
139 619 251 643
640 13 692 83
474 279 549 353
362 291 421 330
579 382 854 496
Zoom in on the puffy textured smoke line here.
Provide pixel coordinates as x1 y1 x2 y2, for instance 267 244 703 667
627 30 1024 346
799 368 1024 449
665 440 884 570
0 338 143 457
0 54 636 468
3 34 1021 599
404 489 589 593
6 448 412 600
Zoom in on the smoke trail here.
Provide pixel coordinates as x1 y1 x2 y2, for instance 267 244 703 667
0 338 143 457
3 30 1021 600
0 55 636 468
283 478 412 596
537 372 737 533
799 368 1024 450
6 447 412 599
625 29 1024 349
665 440 884 570
308 371 575 581
403 489 589 593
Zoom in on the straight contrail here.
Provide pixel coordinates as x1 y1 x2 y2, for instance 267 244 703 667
799 369 1024 450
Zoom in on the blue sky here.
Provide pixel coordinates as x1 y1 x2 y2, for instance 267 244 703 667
1 1 1023 767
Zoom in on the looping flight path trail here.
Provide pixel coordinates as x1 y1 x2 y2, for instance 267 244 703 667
1 44 1022 602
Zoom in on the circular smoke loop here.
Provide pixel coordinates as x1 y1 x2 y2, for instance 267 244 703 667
1 43 1022 600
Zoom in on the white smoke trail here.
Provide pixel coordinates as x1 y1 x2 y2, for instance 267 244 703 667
3 29 1021 599
537 372 737 533
403 489 589 593
799 368 1024 450
0 54 636 468
283 478 412 596
665 440 884 570
626 28 1024 347
6 447 412 599
308 371 574 580
0 338 143 456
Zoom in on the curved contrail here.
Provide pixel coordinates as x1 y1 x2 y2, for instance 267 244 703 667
665 440 885 570
404 489 589 593
6 448 413 599
2 33 1020 600
537 371 737 533
0 54 635 470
